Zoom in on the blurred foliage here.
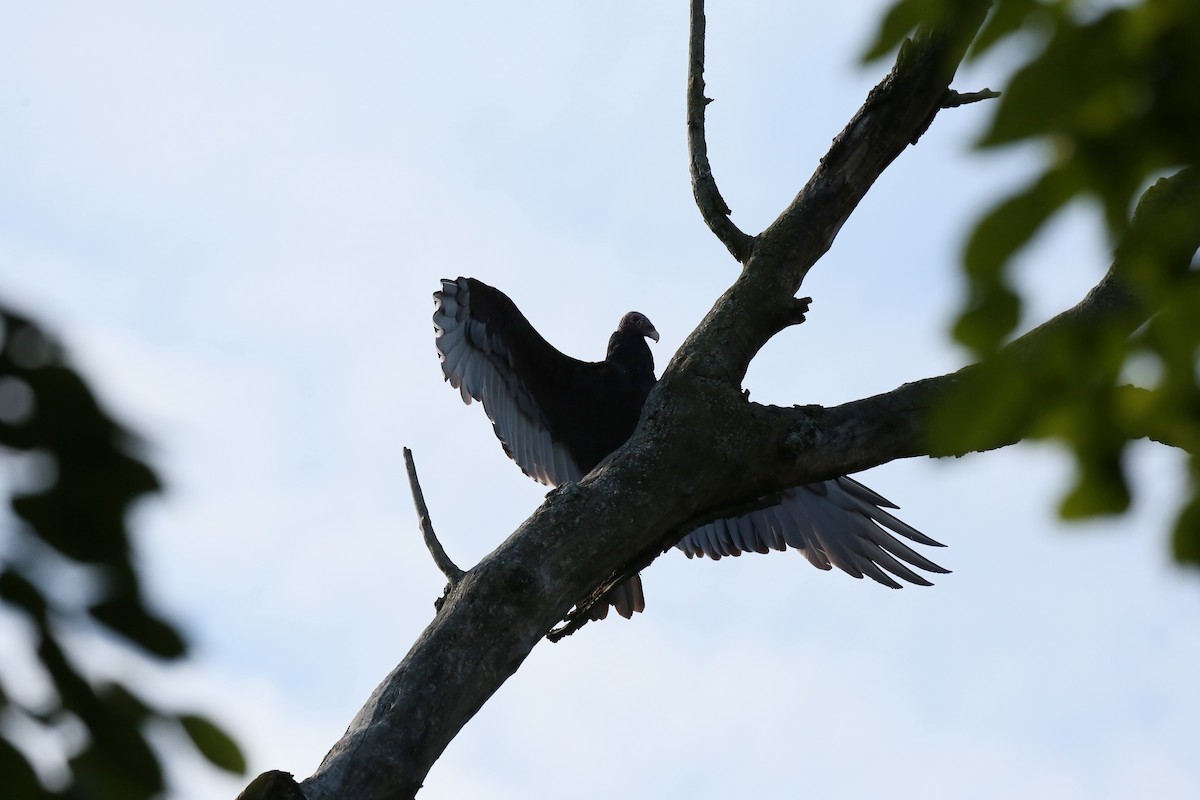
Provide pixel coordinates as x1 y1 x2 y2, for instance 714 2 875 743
867 0 1200 565
0 306 245 798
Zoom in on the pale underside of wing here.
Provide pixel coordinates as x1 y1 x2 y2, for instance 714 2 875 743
434 279 582 487
676 476 949 588
584 575 646 621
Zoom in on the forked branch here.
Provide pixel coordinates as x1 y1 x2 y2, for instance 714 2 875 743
288 8 1006 800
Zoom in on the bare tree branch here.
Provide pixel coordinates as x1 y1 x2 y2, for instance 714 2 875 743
289 12 1000 800
1011 166 1200 358
672 2 994 392
758 169 1200 484
403 447 465 587
229 0 1200 787
941 87 1000 107
687 0 754 262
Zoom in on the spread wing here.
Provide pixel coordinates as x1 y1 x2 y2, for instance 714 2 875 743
433 276 588 486
435 276 947 597
676 476 949 588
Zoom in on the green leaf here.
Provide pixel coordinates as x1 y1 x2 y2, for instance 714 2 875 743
0 569 48 622
237 771 305 800
89 592 188 660
1116 169 1200 296
70 743 163 800
1059 453 1131 518
969 0 1048 61
964 167 1079 281
0 737 44 800
980 9 1133 147
2 305 243 796
1173 507 1200 567
928 356 1036 456
69 686 166 800
862 0 968 61
954 166 1082 355
863 0 930 61
951 279 1022 355
180 714 248 775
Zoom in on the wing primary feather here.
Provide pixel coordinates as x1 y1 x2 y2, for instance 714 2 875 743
863 527 951 574
674 478 945 586
741 512 771 554
836 476 899 509
726 517 748 555
435 276 951 617
831 479 944 546
757 507 787 552
704 524 725 560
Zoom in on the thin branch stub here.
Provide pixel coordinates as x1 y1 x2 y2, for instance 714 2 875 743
688 0 754 262
787 296 813 326
940 87 1001 108
404 447 466 586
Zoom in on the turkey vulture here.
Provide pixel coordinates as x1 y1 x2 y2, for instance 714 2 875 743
432 277 948 620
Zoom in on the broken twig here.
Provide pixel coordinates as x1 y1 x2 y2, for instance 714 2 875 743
404 447 465 585
688 0 754 262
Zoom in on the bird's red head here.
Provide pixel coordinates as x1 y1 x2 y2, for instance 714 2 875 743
619 311 660 343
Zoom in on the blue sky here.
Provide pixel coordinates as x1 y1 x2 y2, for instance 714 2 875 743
2 3 1198 798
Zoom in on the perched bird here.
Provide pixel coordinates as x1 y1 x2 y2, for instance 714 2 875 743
433 276 948 620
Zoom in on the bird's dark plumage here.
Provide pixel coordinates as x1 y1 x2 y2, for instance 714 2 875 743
433 276 947 620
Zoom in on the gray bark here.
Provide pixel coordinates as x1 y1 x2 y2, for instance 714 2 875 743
240 3 1198 798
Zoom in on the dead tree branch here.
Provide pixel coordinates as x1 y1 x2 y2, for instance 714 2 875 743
289 9 998 800
941 87 1000 107
687 0 754 262
675 2 994 391
403 447 465 587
